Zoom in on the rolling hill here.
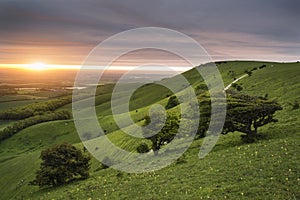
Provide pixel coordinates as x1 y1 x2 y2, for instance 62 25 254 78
0 61 299 199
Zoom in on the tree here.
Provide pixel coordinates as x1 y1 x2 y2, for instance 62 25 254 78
195 94 211 138
245 70 252 76
231 83 243 91
165 96 179 109
136 142 150 153
222 93 282 142
30 143 91 187
143 111 179 155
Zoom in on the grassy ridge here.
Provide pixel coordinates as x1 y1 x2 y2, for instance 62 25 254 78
0 61 299 199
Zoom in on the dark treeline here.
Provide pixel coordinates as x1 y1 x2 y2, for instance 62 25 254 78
0 97 72 120
0 85 116 120
0 110 71 141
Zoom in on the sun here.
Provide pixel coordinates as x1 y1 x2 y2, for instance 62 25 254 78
27 62 48 70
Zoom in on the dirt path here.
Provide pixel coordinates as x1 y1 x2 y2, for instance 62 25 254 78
224 74 248 91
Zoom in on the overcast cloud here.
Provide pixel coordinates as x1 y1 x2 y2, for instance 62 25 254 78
0 0 299 65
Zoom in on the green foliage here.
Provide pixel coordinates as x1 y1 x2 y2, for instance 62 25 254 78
30 143 90 187
245 70 252 76
231 83 243 91
227 70 236 77
0 110 71 141
196 94 211 138
136 142 150 153
196 92 282 142
195 83 208 95
223 93 282 140
259 64 267 69
143 111 179 155
165 96 179 109
0 97 72 120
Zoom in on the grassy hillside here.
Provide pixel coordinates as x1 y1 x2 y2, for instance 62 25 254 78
0 61 299 199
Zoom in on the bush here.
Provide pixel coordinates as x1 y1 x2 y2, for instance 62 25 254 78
137 142 150 153
231 83 243 91
30 143 91 187
227 70 236 77
245 70 252 76
165 96 179 109
259 64 267 69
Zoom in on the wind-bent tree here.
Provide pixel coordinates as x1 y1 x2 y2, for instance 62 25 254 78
30 143 91 187
222 93 282 141
195 92 282 142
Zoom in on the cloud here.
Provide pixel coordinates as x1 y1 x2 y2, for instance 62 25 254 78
0 0 299 64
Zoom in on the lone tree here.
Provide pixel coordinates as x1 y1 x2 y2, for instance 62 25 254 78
143 111 179 155
223 93 282 142
30 143 91 187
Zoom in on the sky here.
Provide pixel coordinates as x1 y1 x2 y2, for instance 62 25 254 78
0 0 299 68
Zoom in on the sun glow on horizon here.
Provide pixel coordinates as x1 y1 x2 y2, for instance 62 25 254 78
27 62 48 70
0 63 191 72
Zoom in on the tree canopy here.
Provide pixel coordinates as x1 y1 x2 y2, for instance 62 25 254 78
222 93 282 141
143 111 179 155
165 96 179 109
30 143 91 187
195 92 282 142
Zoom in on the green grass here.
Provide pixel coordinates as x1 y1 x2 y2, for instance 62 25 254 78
27 133 299 200
0 61 299 199
0 97 46 111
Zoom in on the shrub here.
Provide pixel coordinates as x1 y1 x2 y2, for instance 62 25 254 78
231 83 243 91
30 143 91 187
227 70 236 77
245 70 252 76
165 96 179 109
137 142 150 153
259 64 267 69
